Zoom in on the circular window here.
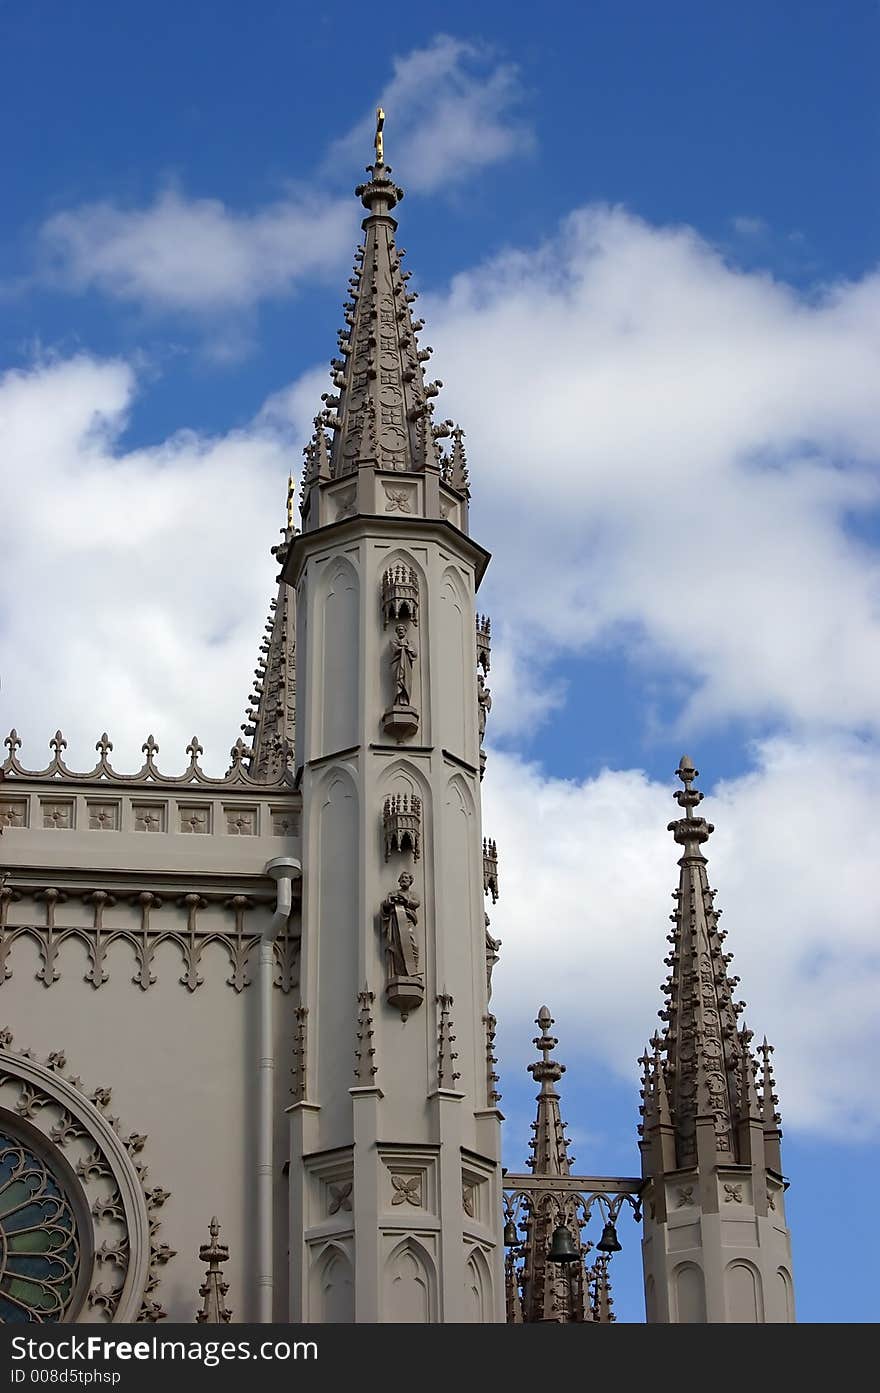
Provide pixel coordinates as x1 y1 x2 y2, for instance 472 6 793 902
0 1114 91 1323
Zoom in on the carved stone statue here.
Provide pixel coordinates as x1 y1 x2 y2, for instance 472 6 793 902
390 624 417 707
383 622 420 740
382 871 420 977
485 912 502 999
380 871 424 1017
477 673 492 743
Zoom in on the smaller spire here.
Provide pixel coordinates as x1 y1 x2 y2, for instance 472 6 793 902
590 1254 616 1323
446 425 470 495
195 1217 232 1324
437 992 461 1090
759 1036 783 1173
527 1006 574 1177
353 985 378 1088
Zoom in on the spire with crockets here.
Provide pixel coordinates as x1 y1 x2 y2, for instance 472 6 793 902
528 1005 575 1179
639 755 786 1177
235 476 296 782
513 1007 597 1323
299 109 471 535
638 757 795 1323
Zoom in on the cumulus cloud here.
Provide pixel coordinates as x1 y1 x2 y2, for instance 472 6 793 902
0 354 290 772
422 204 880 736
326 34 532 193
39 187 357 314
484 736 880 1138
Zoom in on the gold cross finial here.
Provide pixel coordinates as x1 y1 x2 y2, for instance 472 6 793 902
375 106 385 165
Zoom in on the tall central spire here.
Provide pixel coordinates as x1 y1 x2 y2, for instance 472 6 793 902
299 111 473 537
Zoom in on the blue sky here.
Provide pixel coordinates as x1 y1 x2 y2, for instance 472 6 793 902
1 2 878 1322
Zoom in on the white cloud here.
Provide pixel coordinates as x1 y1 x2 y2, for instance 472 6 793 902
0 354 290 773
326 34 533 193
39 187 357 313
484 735 880 1138
422 204 880 736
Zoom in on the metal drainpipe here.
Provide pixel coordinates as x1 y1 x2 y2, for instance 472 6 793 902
260 856 301 1323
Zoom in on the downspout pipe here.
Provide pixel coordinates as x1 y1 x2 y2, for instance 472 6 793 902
259 856 302 1322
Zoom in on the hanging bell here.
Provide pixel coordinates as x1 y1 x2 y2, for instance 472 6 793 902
503 1219 519 1247
547 1223 579 1264
596 1219 622 1254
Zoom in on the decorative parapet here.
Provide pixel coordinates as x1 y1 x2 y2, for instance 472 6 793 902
382 794 421 861
2 731 294 789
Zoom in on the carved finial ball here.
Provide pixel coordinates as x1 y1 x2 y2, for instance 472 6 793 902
537 1005 553 1030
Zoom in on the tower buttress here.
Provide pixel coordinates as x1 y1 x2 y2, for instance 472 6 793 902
638 757 795 1323
280 113 502 1323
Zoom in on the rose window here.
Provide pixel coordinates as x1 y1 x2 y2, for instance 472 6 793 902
0 1126 85 1323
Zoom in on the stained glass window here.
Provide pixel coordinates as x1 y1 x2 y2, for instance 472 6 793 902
0 1129 83 1323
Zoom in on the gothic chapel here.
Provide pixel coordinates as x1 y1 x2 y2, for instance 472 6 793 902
0 115 795 1324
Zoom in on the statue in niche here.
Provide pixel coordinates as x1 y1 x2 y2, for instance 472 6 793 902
380 871 424 1018
477 673 492 743
390 624 417 706
485 912 502 1000
383 622 420 740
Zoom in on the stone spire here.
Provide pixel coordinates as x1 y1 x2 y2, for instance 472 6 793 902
590 1254 616 1323
527 1006 575 1178
299 110 470 534
519 1007 590 1322
195 1217 232 1324
759 1035 783 1173
237 479 296 782
656 755 745 1170
638 757 796 1323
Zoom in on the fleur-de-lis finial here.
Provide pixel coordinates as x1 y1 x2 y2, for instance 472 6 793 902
186 736 204 768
